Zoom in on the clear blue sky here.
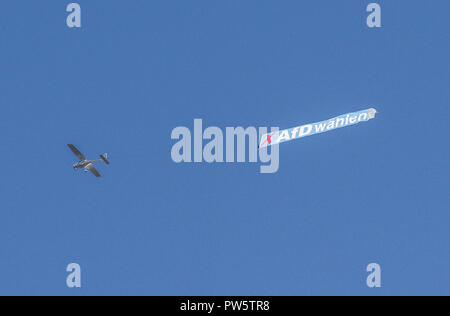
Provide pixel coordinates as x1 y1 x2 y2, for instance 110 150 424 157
0 1 448 295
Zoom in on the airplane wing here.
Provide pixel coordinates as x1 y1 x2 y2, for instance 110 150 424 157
86 164 101 177
67 144 87 161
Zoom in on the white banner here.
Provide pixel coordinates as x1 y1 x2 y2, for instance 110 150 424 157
259 108 377 148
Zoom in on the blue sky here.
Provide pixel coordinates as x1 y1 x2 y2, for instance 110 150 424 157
0 1 448 295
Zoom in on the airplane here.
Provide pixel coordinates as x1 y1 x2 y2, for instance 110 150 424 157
68 144 110 177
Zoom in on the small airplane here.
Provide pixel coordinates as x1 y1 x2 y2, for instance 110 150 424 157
67 144 110 177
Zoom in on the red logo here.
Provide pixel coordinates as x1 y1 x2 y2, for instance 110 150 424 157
260 132 275 148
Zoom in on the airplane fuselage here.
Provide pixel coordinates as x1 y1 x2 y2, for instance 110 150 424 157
73 160 95 170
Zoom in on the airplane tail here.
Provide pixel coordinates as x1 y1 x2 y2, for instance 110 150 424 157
100 153 110 165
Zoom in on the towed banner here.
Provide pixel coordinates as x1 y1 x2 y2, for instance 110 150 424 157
259 108 377 148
